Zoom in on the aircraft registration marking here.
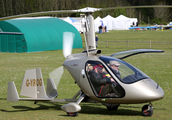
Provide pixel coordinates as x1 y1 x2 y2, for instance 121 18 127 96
26 78 42 87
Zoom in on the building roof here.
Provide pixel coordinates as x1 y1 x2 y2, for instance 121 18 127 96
0 17 82 52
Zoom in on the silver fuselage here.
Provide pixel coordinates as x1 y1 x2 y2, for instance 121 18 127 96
63 52 164 104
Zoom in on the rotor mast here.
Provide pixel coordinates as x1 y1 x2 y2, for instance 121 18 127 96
83 13 96 52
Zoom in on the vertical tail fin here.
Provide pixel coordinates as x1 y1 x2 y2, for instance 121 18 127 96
36 68 48 98
20 68 48 98
7 82 19 102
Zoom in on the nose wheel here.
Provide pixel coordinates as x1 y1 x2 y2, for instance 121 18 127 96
142 103 153 116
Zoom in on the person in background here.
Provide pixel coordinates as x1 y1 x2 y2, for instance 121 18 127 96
98 25 102 34
136 21 139 27
132 21 135 27
95 35 98 47
104 26 107 33
103 26 105 33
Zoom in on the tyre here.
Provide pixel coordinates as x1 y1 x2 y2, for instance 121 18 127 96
142 105 153 116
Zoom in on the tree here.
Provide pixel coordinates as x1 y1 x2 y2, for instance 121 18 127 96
153 1 171 23
0 0 6 17
0 0 172 24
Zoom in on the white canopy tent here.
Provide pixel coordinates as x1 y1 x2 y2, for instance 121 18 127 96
94 16 102 32
60 14 138 32
63 17 72 24
102 15 116 30
101 15 138 30
113 15 131 30
72 22 83 33
60 17 83 33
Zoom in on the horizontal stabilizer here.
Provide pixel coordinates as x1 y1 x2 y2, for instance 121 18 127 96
7 82 19 102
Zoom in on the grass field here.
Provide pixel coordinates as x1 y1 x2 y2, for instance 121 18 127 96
0 29 172 120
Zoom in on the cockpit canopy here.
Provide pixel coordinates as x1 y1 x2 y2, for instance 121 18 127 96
100 56 150 84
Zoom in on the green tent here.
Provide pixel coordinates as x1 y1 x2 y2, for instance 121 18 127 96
0 17 82 53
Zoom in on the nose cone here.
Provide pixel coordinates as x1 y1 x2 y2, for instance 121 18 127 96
147 85 164 101
138 79 164 101
125 79 164 103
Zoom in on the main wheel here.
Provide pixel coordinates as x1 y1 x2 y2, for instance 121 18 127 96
107 104 119 111
142 105 153 116
67 112 78 117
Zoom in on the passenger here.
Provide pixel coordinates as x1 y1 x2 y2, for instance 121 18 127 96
110 61 121 80
88 64 120 97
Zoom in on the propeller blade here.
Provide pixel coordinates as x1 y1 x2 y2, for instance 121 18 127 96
63 32 74 58
49 66 64 88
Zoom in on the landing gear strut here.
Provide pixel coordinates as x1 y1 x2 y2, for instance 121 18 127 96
142 102 153 116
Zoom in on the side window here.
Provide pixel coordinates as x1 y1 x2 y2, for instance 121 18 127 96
85 61 125 98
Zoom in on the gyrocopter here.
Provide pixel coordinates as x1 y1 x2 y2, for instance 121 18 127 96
3 5 170 117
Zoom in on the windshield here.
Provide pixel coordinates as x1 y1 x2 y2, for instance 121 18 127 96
100 56 150 84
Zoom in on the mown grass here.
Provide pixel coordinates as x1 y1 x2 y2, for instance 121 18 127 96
0 29 172 120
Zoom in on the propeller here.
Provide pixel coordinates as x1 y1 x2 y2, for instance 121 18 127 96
63 32 74 58
48 32 74 88
49 66 64 88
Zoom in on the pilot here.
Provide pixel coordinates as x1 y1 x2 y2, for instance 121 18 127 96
88 64 120 97
110 61 121 80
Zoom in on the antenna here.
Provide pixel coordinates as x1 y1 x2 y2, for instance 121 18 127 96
155 72 159 89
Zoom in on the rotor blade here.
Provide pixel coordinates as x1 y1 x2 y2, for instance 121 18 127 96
1 5 172 21
49 66 64 88
63 32 74 58
0 7 102 21
111 49 164 59
0 10 77 21
100 5 172 11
